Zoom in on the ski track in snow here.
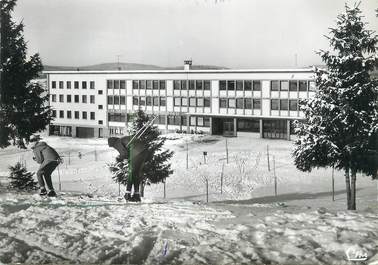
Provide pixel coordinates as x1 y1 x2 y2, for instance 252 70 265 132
1 193 378 265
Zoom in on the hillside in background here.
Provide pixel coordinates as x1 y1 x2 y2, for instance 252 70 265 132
43 62 228 71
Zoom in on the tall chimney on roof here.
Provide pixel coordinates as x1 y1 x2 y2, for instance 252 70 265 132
184 59 192 71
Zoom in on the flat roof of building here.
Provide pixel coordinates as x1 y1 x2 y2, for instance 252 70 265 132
44 68 315 75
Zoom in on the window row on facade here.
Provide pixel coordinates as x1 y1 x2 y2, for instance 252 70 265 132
271 99 299 111
219 98 261 110
219 80 261 91
51 94 95 104
132 96 166 106
174 97 211 107
271 80 315 92
52 110 96 120
173 80 211 90
132 80 166 90
51 81 95 90
107 80 127 90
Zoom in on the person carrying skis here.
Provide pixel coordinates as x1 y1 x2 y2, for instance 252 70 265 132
108 135 150 202
31 136 62 197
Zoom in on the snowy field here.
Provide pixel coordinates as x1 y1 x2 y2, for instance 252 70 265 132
0 132 378 264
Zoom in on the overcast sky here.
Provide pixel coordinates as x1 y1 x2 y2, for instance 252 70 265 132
13 0 378 68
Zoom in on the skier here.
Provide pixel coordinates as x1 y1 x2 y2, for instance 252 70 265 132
30 136 62 197
108 135 150 202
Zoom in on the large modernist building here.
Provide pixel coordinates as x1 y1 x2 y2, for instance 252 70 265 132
44 61 316 140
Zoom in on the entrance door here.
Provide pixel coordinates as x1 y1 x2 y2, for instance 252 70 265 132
223 121 234 136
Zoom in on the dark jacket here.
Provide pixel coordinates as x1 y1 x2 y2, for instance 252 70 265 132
32 141 60 169
108 136 147 161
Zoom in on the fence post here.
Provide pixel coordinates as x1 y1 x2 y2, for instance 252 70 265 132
206 178 209 203
94 148 97 161
267 145 271 171
68 152 71 165
118 183 121 196
226 138 229 164
332 167 335 201
220 163 224 194
186 141 189 169
164 181 166 199
273 155 277 196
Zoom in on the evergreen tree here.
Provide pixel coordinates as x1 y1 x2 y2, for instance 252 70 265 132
293 4 378 210
109 110 174 195
8 162 38 191
0 0 52 149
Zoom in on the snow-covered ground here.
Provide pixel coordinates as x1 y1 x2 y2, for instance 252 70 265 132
1 132 378 264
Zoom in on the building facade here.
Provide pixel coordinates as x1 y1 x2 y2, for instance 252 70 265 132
45 63 316 140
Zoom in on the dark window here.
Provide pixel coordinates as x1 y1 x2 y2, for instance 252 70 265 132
90 112 95 120
52 81 56 89
139 96 145 106
204 98 210 107
204 117 210 127
181 80 187 90
228 98 236 108
146 96 152 106
98 120 103 125
236 98 244 109
59 94 64 102
299 81 307 91
59 110 64 118
227 80 235 91
74 81 79 89
140 80 146 90
113 96 119 105
59 81 64 89
67 95 71 103
90 81 95 89
66 81 71 89
189 97 196 107
271 81 279 91
82 111 87 119
289 100 298 111
107 96 114 105
90 95 95 104
271 99 279 110
74 95 79 103
153 97 159 106
107 80 113 89
174 80 180 90
253 81 261 91
108 113 126 122
67 111 72 119
114 80 120 89
244 80 252 91
120 80 126 89
182 116 187 126
174 116 181 126
146 80 152 90
253 99 261 109
120 96 126 106
204 80 211 90
220 98 227 108
160 97 166 106
236 80 243 91
174 97 181 106
280 99 289 110
280 81 288 91
196 80 203 90
153 80 159 90
220 80 227 90
197 98 204 107
158 115 166 124
159 80 166 90
244 98 252 109
181 97 188 107
189 80 195 90
82 95 87 103
52 110 56 117
82 81 87 89
98 90 103 95
289 81 298 91
74 111 79 119
98 105 103 110
133 80 139 89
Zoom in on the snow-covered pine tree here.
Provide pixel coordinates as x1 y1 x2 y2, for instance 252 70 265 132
8 162 38 191
293 4 378 210
0 0 52 149
109 110 174 196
